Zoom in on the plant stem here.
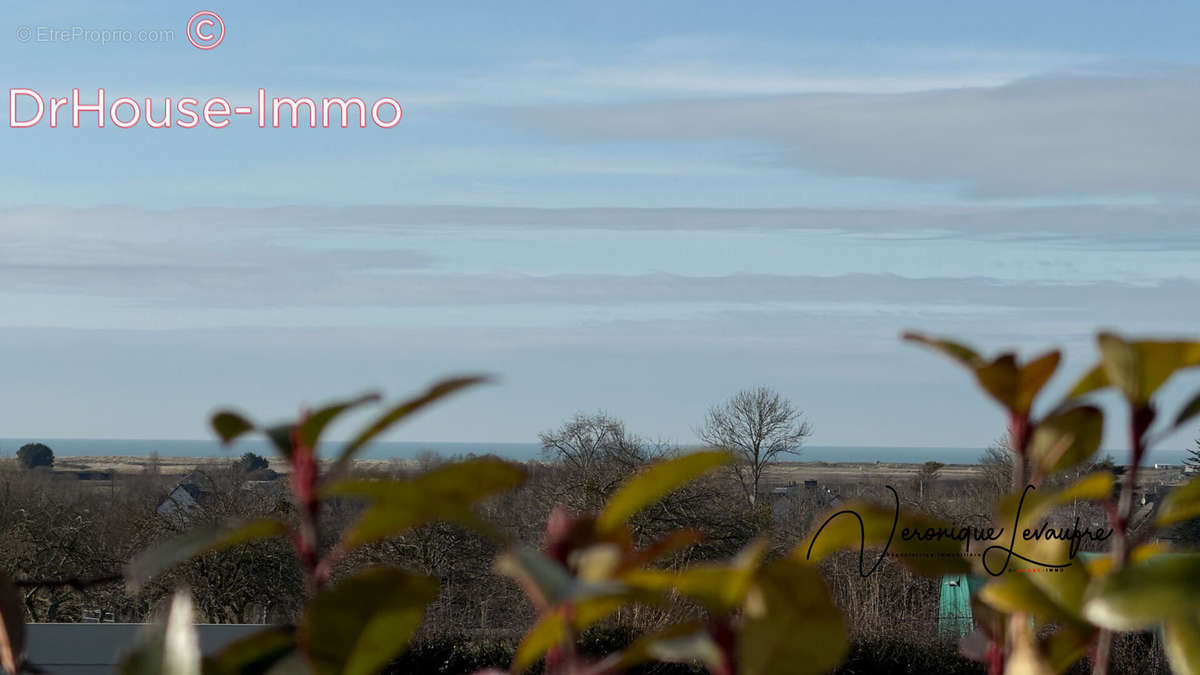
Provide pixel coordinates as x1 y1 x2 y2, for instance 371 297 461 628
1092 404 1153 675
1004 412 1032 672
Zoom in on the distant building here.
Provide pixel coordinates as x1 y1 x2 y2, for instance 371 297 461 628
156 473 212 517
770 480 840 521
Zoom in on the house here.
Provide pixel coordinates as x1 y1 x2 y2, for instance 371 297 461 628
156 473 212 517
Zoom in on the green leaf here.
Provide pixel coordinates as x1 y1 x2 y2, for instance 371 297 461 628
0 572 25 675
119 590 201 675
1174 391 1200 430
1041 625 1095 675
511 611 566 673
126 519 288 590
1088 333 1200 405
1083 553 1200 630
982 537 1093 624
325 458 525 551
1017 351 1062 414
334 376 491 472
210 413 300 460
1023 539 1092 618
299 568 438 675
211 411 256 445
264 424 298 459
801 493 969 576
995 472 1114 533
202 627 296 675
1068 364 1109 399
296 393 381 449
614 623 723 671
978 573 1078 625
626 539 767 613
901 333 982 367
596 450 731 534
973 353 1021 411
1158 476 1200 527
511 592 660 671
494 547 625 611
737 558 847 675
495 547 576 609
1028 405 1103 476
903 334 1060 414
1164 612 1200 675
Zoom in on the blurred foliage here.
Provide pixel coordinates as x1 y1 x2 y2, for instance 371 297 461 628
907 331 1200 675
1 329 1199 674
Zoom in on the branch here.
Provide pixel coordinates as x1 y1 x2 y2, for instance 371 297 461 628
14 573 124 591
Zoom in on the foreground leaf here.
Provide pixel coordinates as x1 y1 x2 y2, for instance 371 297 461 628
901 333 982 368
494 547 625 611
325 458 526 550
979 573 1077 625
1027 405 1103 476
994 472 1114 535
1164 612 1200 675
202 627 296 675
126 519 288 589
1005 623 1055 675
1071 334 1200 404
120 590 201 675
1174 391 1200 431
511 611 567 673
211 411 256 445
903 334 1060 414
626 539 767 613
0 572 24 675
297 393 381 448
1041 624 1095 675
738 558 847 675
1158 476 1200 528
802 490 969 576
334 376 491 472
596 450 731 534
614 622 723 671
1021 539 1091 618
1083 554 1200 630
300 568 437 675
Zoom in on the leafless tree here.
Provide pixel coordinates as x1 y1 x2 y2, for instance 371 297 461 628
912 461 944 504
979 437 1013 497
697 386 811 507
538 412 656 512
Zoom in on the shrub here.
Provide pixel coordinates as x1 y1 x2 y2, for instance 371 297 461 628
16 442 54 469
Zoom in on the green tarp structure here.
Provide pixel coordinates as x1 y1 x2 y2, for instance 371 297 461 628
938 574 987 639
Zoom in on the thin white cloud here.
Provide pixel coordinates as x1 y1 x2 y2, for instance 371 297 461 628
519 68 1200 198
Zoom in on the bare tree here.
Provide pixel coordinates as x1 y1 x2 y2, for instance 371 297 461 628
912 461 944 504
697 386 812 506
538 412 654 511
979 436 1014 497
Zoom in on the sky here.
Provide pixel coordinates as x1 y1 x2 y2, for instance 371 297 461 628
3 1 1200 453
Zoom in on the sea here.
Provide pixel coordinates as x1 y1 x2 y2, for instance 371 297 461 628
0 439 1191 466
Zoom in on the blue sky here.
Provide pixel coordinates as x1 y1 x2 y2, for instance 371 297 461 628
4 2 1200 454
